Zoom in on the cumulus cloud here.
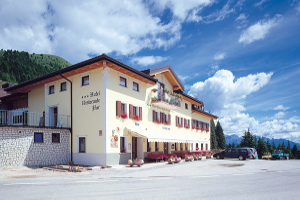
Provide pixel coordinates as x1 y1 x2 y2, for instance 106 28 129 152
214 52 226 60
239 15 281 45
1 0 216 63
130 56 169 67
274 105 290 111
274 111 285 119
188 69 273 135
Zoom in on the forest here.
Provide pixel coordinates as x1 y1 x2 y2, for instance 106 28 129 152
0 49 71 84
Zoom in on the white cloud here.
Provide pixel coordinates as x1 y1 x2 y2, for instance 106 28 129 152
274 111 285 119
130 56 169 67
214 52 226 60
178 75 189 83
236 13 247 22
239 15 281 45
189 70 273 136
253 0 269 7
1 0 207 63
297 3 300 12
149 0 213 21
203 1 235 23
274 105 290 111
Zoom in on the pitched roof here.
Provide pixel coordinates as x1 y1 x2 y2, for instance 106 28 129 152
5 54 157 93
141 64 185 92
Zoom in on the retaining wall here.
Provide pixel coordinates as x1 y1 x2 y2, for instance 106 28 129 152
0 126 70 167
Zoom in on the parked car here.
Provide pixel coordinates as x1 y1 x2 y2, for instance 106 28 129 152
213 148 251 160
262 152 272 160
244 147 258 159
272 150 289 160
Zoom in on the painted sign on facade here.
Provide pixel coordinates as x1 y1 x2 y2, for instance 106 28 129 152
81 90 101 111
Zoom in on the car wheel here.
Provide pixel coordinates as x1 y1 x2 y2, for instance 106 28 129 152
216 155 220 159
238 155 243 160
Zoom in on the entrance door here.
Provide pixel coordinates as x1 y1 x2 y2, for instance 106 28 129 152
132 136 137 159
163 142 168 154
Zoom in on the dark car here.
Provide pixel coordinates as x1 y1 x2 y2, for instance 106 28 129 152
213 148 251 160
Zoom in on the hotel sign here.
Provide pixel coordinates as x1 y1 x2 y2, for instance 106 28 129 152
82 90 101 111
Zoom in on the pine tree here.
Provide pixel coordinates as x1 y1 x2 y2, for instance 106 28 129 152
210 119 218 150
281 141 286 151
215 121 226 149
240 128 254 147
291 144 298 159
257 137 268 158
253 135 257 149
286 141 292 159
266 139 272 153
272 141 276 151
232 142 235 148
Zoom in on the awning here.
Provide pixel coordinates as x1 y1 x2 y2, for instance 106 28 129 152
126 127 206 143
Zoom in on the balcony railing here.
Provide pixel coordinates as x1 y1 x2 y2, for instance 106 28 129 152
151 93 181 109
0 110 71 128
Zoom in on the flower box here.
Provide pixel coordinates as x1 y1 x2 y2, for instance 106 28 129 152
121 111 127 119
133 115 139 121
185 155 194 162
128 159 144 167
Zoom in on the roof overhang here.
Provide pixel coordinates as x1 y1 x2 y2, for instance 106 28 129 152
5 54 157 94
142 64 185 92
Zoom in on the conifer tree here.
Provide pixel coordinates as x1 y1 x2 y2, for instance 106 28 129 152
266 139 272 153
232 142 235 148
240 128 254 147
215 121 226 149
210 119 218 150
291 144 298 159
281 141 286 151
286 141 292 158
272 141 277 151
257 137 268 158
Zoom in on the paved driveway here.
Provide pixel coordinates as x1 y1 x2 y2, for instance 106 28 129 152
1 159 300 199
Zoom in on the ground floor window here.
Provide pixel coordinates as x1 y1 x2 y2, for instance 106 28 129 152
120 137 126 152
155 142 159 151
52 133 60 143
79 137 86 153
147 139 151 152
34 132 43 143
206 143 208 150
196 143 199 151
185 143 188 151
201 143 203 150
180 143 183 151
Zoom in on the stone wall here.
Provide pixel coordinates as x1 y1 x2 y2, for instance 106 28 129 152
0 126 70 167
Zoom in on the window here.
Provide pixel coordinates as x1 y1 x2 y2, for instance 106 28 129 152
52 133 60 143
121 103 126 112
81 75 89 86
180 143 183 151
185 103 188 110
175 143 177 151
201 143 203 150
155 142 159 151
34 132 43 143
120 137 126 153
116 101 128 118
147 139 151 152
60 82 67 92
185 143 188 151
133 81 139 92
79 137 86 153
119 76 127 87
196 143 199 150
49 85 55 94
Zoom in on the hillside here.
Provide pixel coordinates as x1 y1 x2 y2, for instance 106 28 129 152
0 49 71 84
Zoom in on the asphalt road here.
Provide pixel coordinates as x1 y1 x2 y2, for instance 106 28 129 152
1 159 300 200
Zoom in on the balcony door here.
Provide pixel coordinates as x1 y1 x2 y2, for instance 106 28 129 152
157 82 164 100
49 106 58 127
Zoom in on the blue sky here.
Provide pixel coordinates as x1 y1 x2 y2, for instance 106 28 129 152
1 0 300 142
